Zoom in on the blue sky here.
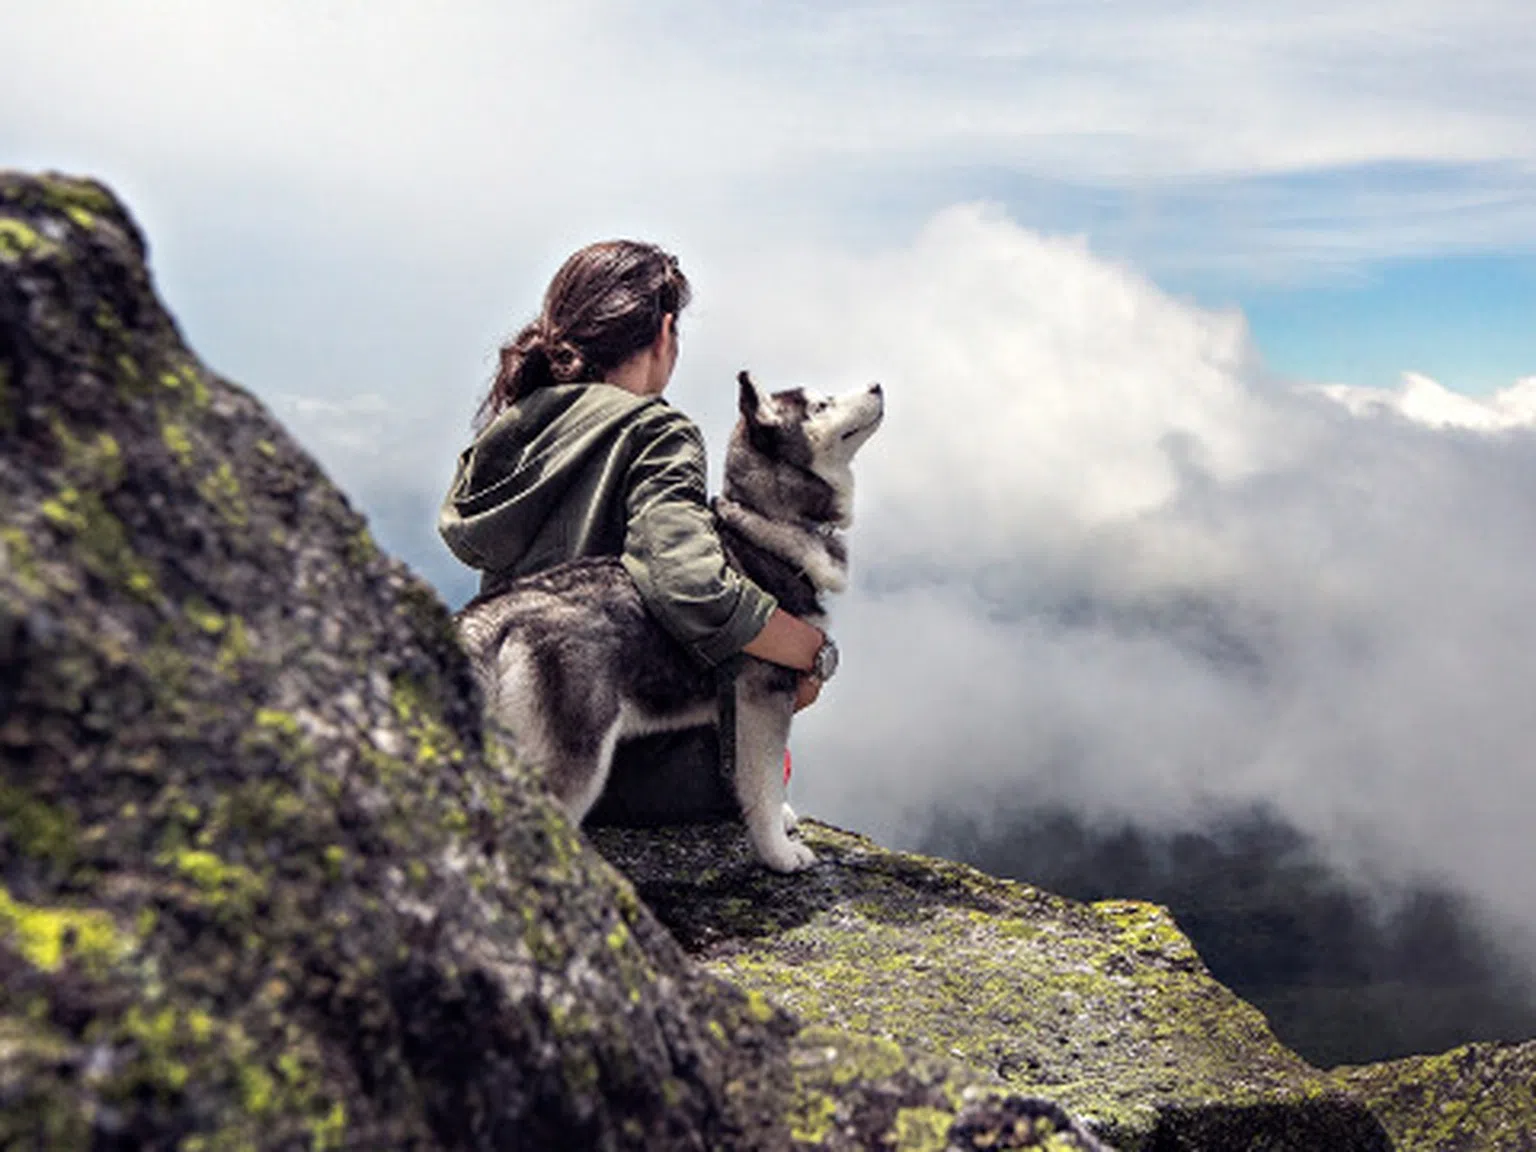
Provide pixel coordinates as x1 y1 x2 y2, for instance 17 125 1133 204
5 3 1535 410
1241 253 1536 396
8 1 1536 937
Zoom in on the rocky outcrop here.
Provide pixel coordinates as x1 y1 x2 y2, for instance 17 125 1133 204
590 820 1392 1150
1332 1040 1536 1151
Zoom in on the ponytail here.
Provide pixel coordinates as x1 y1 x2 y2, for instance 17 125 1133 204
474 240 690 431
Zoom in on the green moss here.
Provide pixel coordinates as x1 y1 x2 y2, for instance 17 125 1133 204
161 847 266 917
801 1028 908 1087
214 615 250 673
0 884 130 974
788 1090 837 1144
323 845 347 880
39 487 159 602
251 708 301 741
197 461 248 527
239 1063 277 1115
181 364 211 407
391 676 466 769
0 525 45 598
156 364 210 408
183 598 226 635
310 1101 347 1150
161 419 194 467
743 988 775 1025
36 174 115 218
0 785 80 870
51 417 124 488
1092 899 1202 966
0 217 47 261
110 1003 349 1147
121 1005 192 1092
891 1106 954 1151
94 300 123 336
62 204 95 231
346 528 379 565
115 352 146 395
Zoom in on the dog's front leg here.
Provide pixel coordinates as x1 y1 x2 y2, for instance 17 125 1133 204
733 687 815 872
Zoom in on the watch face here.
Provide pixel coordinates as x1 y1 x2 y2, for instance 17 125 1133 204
816 638 839 680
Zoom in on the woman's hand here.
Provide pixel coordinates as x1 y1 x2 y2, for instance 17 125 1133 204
743 608 825 671
793 674 822 713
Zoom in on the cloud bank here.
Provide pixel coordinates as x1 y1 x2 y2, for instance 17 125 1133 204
685 206 1536 948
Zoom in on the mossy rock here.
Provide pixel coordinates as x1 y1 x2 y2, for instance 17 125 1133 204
1333 1039 1536 1151
590 820 1393 1150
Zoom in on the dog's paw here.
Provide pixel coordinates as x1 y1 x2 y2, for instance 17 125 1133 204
759 836 818 873
781 802 799 834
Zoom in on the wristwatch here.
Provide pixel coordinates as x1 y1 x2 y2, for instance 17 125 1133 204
811 635 839 681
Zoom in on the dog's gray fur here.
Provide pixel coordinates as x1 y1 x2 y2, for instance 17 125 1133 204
456 372 884 871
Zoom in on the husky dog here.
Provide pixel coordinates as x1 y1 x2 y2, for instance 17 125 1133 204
456 372 883 872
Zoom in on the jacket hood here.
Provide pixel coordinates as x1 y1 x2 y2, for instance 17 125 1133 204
439 383 658 572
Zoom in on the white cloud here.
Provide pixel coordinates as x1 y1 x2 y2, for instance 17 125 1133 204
700 205 1536 944
5 1 1536 243
695 205 1276 560
1316 372 1536 431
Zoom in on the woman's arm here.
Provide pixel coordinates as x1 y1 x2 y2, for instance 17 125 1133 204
744 609 827 713
740 607 823 671
620 408 827 709
621 415 780 665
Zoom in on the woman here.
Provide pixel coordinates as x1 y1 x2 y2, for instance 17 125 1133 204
438 240 828 822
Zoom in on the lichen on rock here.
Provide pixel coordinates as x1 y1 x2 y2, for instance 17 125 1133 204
1333 1039 1536 1151
589 820 1393 1150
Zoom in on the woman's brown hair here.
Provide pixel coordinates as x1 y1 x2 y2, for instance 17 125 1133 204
475 240 691 429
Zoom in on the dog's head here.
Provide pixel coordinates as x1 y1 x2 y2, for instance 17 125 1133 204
727 371 884 526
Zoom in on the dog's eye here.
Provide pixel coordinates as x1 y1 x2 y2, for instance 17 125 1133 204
809 400 828 415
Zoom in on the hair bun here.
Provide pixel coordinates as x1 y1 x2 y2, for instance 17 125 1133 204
546 338 586 383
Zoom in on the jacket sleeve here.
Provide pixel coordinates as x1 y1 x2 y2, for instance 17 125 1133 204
620 411 778 666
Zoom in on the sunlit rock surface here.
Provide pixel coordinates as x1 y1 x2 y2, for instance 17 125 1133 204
1333 1040 1536 1152
591 820 1393 1151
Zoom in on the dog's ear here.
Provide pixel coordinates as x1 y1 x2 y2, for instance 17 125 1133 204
738 370 775 426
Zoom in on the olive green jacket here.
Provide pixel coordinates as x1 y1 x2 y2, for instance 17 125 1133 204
438 383 777 667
